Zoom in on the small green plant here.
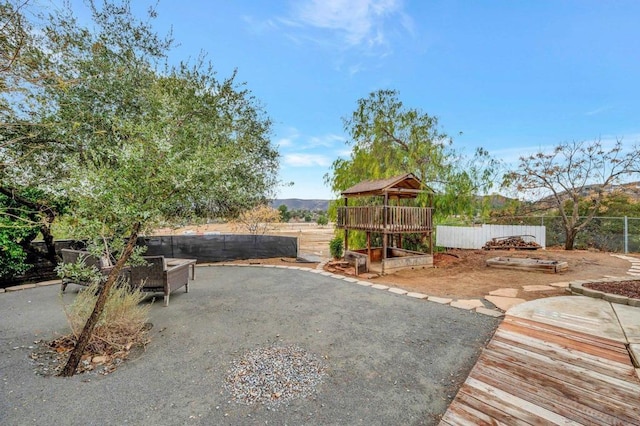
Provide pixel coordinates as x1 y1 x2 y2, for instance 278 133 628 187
329 236 344 259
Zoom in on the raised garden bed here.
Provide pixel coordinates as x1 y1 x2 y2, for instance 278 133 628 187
486 257 568 273
570 278 640 306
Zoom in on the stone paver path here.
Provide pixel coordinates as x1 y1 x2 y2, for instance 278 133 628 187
611 253 640 276
478 254 640 313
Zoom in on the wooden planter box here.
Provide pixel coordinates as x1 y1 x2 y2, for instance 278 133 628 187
486 257 568 273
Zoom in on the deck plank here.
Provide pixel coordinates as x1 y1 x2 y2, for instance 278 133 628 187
439 314 640 425
492 329 635 378
453 385 539 425
501 317 630 362
475 358 638 425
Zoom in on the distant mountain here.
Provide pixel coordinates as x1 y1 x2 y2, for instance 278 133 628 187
537 181 640 206
476 194 518 209
271 199 330 211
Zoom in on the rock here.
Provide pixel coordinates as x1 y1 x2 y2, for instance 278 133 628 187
92 355 108 364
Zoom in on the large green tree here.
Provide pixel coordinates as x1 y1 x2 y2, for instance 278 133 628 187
2 1 279 375
326 89 500 219
505 139 640 250
1 1 65 269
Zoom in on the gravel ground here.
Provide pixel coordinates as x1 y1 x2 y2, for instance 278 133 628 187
0 266 499 425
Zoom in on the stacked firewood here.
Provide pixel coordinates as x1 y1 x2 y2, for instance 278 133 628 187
482 235 541 250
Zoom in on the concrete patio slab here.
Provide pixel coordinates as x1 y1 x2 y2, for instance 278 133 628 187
507 296 626 342
611 303 640 344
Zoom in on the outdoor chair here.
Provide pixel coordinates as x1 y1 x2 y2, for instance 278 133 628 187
129 256 190 307
60 248 110 292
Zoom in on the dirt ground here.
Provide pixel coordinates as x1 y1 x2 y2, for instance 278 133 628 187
373 248 633 300
152 223 636 301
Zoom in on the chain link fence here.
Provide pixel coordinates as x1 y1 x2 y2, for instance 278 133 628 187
483 216 640 253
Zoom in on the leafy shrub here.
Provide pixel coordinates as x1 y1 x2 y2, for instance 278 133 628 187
232 204 281 234
55 255 102 285
316 215 328 226
0 193 41 280
329 236 343 259
0 231 30 279
62 282 151 357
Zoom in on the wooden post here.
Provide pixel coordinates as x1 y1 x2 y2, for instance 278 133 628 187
383 192 388 260
344 197 349 254
429 232 433 255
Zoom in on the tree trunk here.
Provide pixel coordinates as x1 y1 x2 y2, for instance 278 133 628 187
39 215 58 266
60 222 141 377
564 228 577 250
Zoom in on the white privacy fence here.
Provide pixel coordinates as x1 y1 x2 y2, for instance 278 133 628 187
436 224 546 250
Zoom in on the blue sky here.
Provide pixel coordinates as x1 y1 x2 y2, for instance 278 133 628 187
56 0 640 199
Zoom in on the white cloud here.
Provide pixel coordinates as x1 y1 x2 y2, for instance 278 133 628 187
276 128 345 151
276 138 294 148
242 15 281 35
275 127 302 148
284 153 332 167
348 63 363 75
307 133 345 147
288 0 411 50
585 106 613 116
489 133 640 168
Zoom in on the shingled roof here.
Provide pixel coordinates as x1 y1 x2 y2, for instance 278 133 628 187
341 173 424 198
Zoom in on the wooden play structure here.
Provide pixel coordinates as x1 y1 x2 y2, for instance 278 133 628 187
336 173 434 274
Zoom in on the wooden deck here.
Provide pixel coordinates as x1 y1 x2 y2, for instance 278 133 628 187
336 205 433 233
440 315 640 425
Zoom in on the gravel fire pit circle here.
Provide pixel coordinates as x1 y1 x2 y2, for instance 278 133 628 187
224 345 327 407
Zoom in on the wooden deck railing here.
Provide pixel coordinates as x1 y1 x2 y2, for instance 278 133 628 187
336 206 433 233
